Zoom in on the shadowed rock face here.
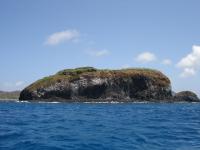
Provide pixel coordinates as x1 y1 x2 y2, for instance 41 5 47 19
174 91 200 102
19 67 173 102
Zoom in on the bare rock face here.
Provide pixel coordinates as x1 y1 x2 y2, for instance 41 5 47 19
19 67 173 102
174 91 200 102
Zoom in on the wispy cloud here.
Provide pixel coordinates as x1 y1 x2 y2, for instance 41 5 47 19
15 81 25 86
177 45 200 78
86 49 110 57
135 52 156 63
4 81 25 87
45 29 80 45
162 59 172 65
179 68 196 78
0 81 25 91
121 64 131 69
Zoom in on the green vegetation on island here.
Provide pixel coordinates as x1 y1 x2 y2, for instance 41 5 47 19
19 67 179 101
26 67 170 92
19 67 200 102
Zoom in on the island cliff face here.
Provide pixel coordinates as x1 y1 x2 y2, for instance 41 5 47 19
19 67 199 102
19 67 172 101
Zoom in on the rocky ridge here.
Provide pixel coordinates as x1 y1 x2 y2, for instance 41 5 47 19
19 67 199 102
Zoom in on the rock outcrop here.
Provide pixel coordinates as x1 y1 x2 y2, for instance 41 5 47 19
19 67 199 102
19 67 173 102
174 91 200 102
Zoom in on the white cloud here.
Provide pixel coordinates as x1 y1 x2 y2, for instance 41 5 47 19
0 81 25 91
4 81 25 87
162 59 172 65
3 82 12 87
135 52 156 63
177 45 200 68
177 45 200 77
15 81 25 86
86 49 110 57
180 68 196 78
45 29 80 45
121 64 131 69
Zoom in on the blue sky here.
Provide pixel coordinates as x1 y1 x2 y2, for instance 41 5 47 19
0 0 200 96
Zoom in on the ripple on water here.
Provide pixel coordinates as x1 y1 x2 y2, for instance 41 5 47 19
0 102 200 150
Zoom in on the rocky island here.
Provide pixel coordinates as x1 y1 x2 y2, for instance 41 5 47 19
19 67 199 102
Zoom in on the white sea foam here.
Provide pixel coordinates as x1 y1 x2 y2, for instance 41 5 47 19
16 100 61 103
83 101 124 104
38 101 61 104
17 100 30 103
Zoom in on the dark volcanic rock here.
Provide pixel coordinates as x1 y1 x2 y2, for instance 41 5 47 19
19 67 173 102
174 91 200 102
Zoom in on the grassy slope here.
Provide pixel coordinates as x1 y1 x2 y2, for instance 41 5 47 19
26 67 171 91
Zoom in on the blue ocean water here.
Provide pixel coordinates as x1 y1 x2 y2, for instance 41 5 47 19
0 101 200 150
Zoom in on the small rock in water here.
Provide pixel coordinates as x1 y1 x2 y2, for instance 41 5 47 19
174 91 200 102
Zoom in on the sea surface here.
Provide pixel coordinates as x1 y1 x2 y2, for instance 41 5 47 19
0 101 200 150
